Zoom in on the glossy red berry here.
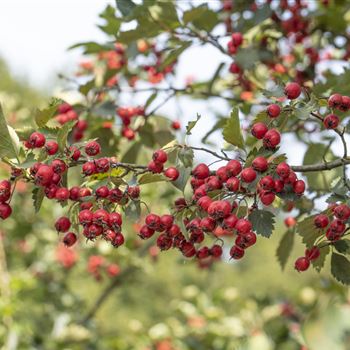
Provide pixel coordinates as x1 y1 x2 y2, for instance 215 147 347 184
226 177 240 192
112 232 125 247
251 122 268 139
208 200 232 219
180 241 196 258
293 180 305 195
200 217 216 232
45 141 59 155
63 232 77 247
82 161 97 176
93 209 110 226
139 225 155 239
294 257 310 272
55 187 69 201
259 175 275 191
96 186 110 198
260 191 275 205
164 167 179 181
85 141 101 156
29 132 46 148
34 165 54 186
263 129 281 149
0 180 11 203
78 210 93 225
241 167 256 183
235 231 257 249
145 213 161 230
252 156 268 172
51 159 67 174
230 245 245 259
55 216 71 232
192 163 210 179
340 95 350 111
167 224 181 237
323 114 339 129
276 162 290 179
235 219 252 234
152 149 168 164
305 246 320 261
197 196 212 211
223 214 238 230
314 214 329 228
328 93 342 108
69 146 81 161
109 212 122 230
226 160 242 176
147 160 164 173
267 104 281 118
171 121 181 130
95 158 110 173
160 214 174 230
285 82 301 99
333 204 350 221
210 244 223 258
0 203 12 220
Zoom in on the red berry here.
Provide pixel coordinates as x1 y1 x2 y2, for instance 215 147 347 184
328 93 342 108
260 191 275 205
45 184 58 199
55 216 71 232
109 212 122 230
34 165 54 186
96 186 109 198
210 244 223 258
329 219 346 234
314 214 329 228
139 225 155 239
252 156 268 172
58 102 72 113
157 234 172 251
0 180 11 203
259 175 275 191
145 213 161 230
293 180 305 195
241 167 256 183
45 141 59 155
152 149 168 164
200 217 216 232
208 200 232 219
51 159 67 174
0 203 12 220
294 257 310 272
305 246 320 261
75 119 87 131
226 160 242 176
323 114 339 129
160 214 174 230
276 162 290 178
274 179 284 192
284 217 296 227
82 161 97 176
197 196 212 211
235 231 257 249
205 176 222 191
223 214 238 230
229 62 241 74
197 246 210 259
79 210 93 225
95 158 110 173
230 245 245 259
267 104 281 118
235 219 252 234
226 177 240 192
164 167 179 181
231 32 243 46
93 209 110 226
106 263 120 276
340 95 350 111
112 232 125 247
251 122 268 139
285 82 301 99
63 232 77 247
180 241 196 258
29 132 46 148
127 186 140 199
147 160 164 173
85 141 101 156
333 204 350 221
55 187 69 201
216 166 230 182
167 224 181 237
263 129 281 149
69 146 81 161
84 224 103 239
192 163 210 179
171 121 181 130
108 188 124 203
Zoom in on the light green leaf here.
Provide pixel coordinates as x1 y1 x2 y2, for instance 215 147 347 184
57 121 76 151
186 114 201 135
0 104 19 160
223 108 245 150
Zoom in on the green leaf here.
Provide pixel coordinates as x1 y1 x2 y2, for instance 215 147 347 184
159 42 191 71
138 173 168 185
124 200 141 221
186 114 201 135
183 5 218 31
115 0 136 16
32 187 45 213
145 92 158 109
248 209 275 238
79 79 95 96
276 230 295 270
171 166 191 192
57 121 76 151
303 143 341 191
297 211 330 248
262 84 285 98
235 48 260 70
223 108 245 150
334 239 350 255
148 2 180 29
331 253 350 285
98 5 121 35
178 147 194 168
0 104 19 160
69 41 113 54
34 101 60 127
121 141 142 164
312 245 329 272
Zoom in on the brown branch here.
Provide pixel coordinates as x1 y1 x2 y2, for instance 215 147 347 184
291 158 350 172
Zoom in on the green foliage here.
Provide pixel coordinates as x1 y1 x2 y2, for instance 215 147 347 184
0 103 19 160
223 108 245 150
276 230 295 270
248 209 275 238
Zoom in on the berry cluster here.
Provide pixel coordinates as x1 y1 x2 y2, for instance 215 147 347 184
0 180 12 220
87 255 121 280
116 105 145 140
294 203 350 272
147 149 180 181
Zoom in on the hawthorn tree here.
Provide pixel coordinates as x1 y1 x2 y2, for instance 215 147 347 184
1 0 350 291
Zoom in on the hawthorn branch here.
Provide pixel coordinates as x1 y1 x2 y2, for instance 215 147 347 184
291 158 350 173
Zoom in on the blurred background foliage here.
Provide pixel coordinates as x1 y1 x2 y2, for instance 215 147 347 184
0 60 349 350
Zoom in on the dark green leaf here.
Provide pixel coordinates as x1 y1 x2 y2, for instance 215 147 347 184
331 253 350 285
159 42 191 71
248 209 275 238
276 230 295 270
138 173 168 185
183 5 218 31
178 147 194 168
334 239 350 255
171 166 191 192
32 187 45 213
223 108 245 150
124 200 141 221
312 245 329 272
79 79 95 96
57 121 76 151
115 0 136 16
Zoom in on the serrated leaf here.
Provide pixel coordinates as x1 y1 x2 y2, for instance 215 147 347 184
334 239 350 255
34 101 60 127
115 0 136 16
32 187 45 213
182 4 218 31
57 121 76 151
138 173 168 185
297 211 330 248
223 108 245 150
248 209 275 237
276 230 295 270
331 253 350 285
79 79 95 96
312 245 329 272
0 104 19 160
178 147 194 168
171 166 191 192
124 200 141 220
186 114 201 135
